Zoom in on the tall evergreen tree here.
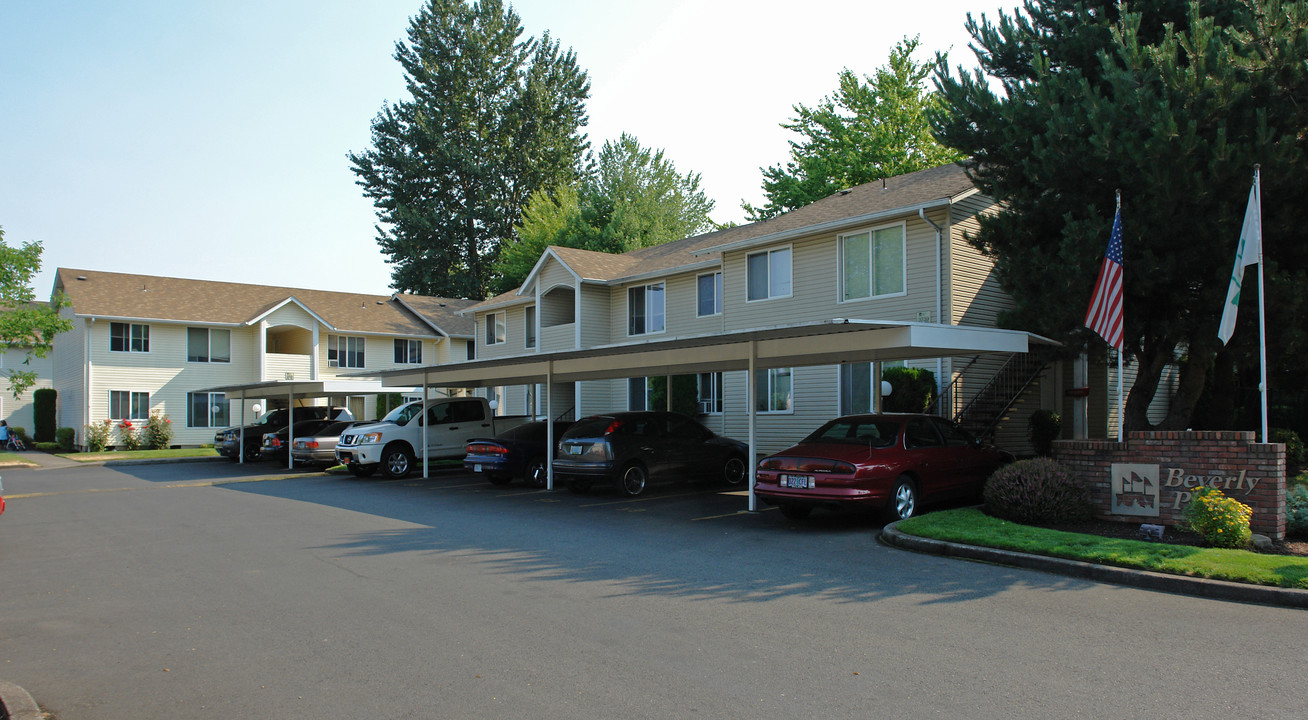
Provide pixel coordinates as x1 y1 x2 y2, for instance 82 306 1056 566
349 0 590 298
932 0 1308 431
493 133 716 293
744 36 963 221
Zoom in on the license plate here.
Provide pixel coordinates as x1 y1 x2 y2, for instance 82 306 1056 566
566 445 584 455
782 474 812 489
339 452 352 463
474 464 482 472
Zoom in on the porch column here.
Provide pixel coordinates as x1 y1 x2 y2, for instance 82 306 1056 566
286 387 294 470
422 373 430 479
747 340 757 512
546 360 554 491
258 320 268 381
310 324 319 380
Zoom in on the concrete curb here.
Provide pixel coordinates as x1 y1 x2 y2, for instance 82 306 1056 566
0 680 42 720
881 522 1308 610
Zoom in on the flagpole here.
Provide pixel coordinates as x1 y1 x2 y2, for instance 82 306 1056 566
1116 189 1124 443
1254 166 1268 443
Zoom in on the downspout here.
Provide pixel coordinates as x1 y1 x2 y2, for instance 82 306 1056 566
919 208 946 403
85 318 94 445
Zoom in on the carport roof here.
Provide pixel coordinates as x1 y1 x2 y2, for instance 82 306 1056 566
355 320 1057 389
192 379 419 400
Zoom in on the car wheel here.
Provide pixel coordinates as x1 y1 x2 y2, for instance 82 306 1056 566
523 457 548 488
348 464 377 478
885 476 918 522
780 505 812 520
488 473 512 486
619 463 648 497
242 444 261 462
381 444 414 479
722 455 747 486
567 479 591 494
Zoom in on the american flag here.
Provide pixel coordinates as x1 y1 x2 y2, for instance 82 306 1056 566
1085 206 1124 349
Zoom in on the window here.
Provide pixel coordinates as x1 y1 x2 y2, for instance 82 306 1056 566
187 327 231 363
187 392 228 428
841 224 905 301
485 312 506 345
394 339 422 365
525 306 537 348
697 272 722 317
628 377 653 411
627 282 665 336
465 340 475 361
755 368 793 413
109 390 150 420
328 335 365 368
110 322 150 353
905 417 943 449
697 372 723 414
746 247 792 301
840 361 905 415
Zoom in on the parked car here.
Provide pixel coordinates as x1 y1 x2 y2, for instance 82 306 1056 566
336 397 530 479
0 476 6 517
260 418 340 464
216 406 352 462
753 413 1012 522
465 420 574 487
290 421 355 467
553 411 748 497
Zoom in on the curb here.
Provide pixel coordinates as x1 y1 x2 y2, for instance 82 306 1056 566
0 680 41 720
880 522 1308 610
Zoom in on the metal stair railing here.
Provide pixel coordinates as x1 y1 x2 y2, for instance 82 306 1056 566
953 352 1048 441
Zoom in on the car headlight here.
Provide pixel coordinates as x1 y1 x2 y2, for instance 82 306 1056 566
359 432 383 444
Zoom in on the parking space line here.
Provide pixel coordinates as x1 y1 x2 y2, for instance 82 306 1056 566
578 487 723 508
692 507 775 521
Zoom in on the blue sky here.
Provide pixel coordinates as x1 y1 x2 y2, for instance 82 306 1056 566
1 0 1013 299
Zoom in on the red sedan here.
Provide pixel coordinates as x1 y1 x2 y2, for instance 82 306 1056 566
754 414 1012 522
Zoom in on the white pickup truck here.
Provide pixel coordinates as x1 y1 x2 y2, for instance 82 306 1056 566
335 397 529 479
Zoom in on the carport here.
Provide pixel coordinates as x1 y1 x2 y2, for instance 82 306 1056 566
360 319 1055 511
192 379 422 470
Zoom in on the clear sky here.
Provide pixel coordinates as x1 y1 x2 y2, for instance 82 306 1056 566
1 0 1015 300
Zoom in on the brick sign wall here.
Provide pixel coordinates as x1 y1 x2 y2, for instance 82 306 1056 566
1053 431 1286 541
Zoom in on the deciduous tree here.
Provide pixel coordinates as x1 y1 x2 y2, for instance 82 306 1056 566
0 227 73 397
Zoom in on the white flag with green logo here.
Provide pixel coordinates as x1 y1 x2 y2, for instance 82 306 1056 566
1217 182 1262 345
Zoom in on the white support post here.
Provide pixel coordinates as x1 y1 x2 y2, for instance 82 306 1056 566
287 388 294 470
422 374 430 479
238 396 246 464
747 340 757 512
546 361 554 491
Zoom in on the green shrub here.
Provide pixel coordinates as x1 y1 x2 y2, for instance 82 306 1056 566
144 411 174 450
1028 409 1062 456
882 366 937 413
1271 427 1304 476
10 426 28 443
55 427 75 452
33 388 56 442
84 420 112 452
118 420 141 451
34 441 60 452
1182 486 1252 549
983 457 1092 524
1287 486 1308 539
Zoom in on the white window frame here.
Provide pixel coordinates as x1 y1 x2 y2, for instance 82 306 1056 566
485 312 506 346
746 246 793 302
109 322 150 353
328 335 366 369
109 390 150 421
697 372 724 414
627 281 666 337
628 377 654 411
393 339 423 365
187 391 228 428
696 271 723 317
754 367 794 414
525 305 537 349
186 327 231 363
838 222 907 303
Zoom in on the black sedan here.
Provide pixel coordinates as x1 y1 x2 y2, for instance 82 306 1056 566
553 411 748 497
464 420 574 487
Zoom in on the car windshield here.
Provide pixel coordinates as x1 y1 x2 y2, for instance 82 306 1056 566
382 402 423 426
562 417 614 440
802 419 900 448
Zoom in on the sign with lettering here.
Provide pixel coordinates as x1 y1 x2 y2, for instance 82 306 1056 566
1111 463 1160 517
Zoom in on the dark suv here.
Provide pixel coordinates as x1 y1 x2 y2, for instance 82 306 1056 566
553 411 748 496
216 406 351 461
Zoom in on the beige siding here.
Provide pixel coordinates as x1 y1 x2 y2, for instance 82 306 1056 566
579 285 608 348
264 303 317 330
948 209 1013 329
1 347 53 437
52 310 87 434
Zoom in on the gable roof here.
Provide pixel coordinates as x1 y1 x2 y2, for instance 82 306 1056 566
391 294 478 337
54 269 468 337
463 163 981 315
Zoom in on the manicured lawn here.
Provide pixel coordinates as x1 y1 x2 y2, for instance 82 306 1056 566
897 507 1308 590
0 451 35 465
59 447 222 462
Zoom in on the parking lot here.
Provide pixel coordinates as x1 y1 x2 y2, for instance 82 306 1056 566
2 460 1305 719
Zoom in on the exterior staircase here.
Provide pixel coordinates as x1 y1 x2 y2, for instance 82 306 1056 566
936 352 1049 442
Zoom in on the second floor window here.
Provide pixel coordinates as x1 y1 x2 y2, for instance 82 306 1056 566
465 340 476 361
328 335 365 368
394 339 422 364
110 322 150 353
747 247 792 301
485 313 506 345
109 390 150 420
841 224 905 301
525 306 537 348
628 282 665 336
697 272 722 317
187 327 231 363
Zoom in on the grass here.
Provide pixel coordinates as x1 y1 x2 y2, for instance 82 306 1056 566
897 507 1308 590
59 447 221 462
0 450 36 465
